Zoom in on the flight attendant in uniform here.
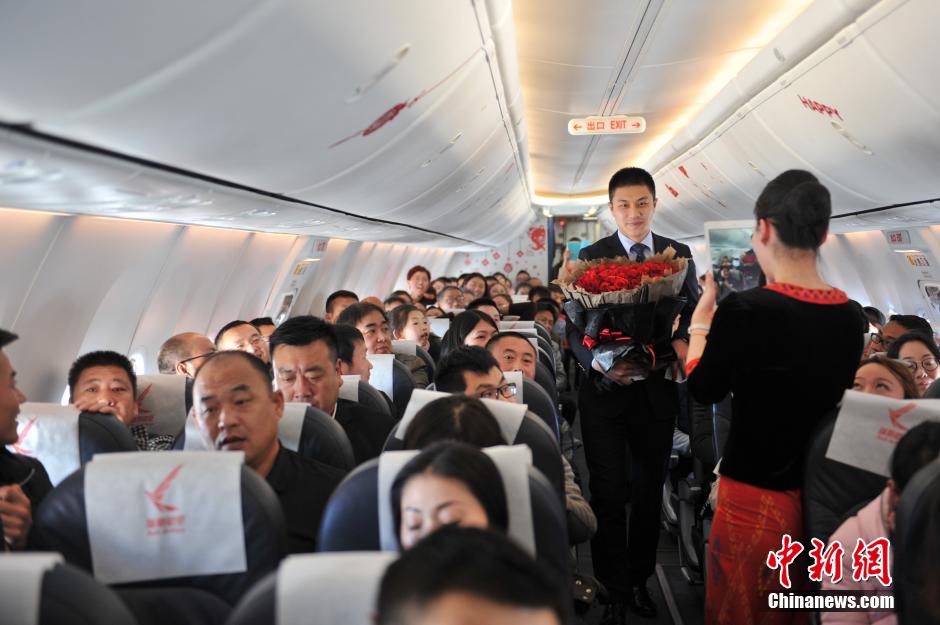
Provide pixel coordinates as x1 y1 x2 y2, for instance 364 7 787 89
567 167 699 623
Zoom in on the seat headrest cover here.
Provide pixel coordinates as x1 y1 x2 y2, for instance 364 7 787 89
339 375 361 402
276 552 397 625
377 445 534 555
279 404 307 453
367 354 395 400
504 370 525 403
85 451 246 584
827 390 940 477
133 374 188 437
429 318 451 337
499 320 535 330
394 389 527 444
0 553 63 625
391 340 417 356
9 403 80 485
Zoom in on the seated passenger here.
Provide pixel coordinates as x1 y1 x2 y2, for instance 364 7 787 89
376 526 565 625
191 350 344 553
215 320 270 364
269 316 395 464
489 281 508 297
401 395 505 450
492 294 513 316
886 332 940 396
466 298 500 326
334 324 374 384
534 301 567 391
437 286 464 314
516 282 532 298
528 286 551 303
391 441 508 549
389 305 431 352
515 270 531 288
439 311 499 358
821 421 940 625
435 347 514 401
869 314 935 356
250 317 277 340
402 393 596 544
863 306 886 331
853 356 919 399
0 329 53 550
157 332 216 377
547 284 566 306
385 295 408 312
460 288 477 308
406 266 436 307
486 332 537 382
464 273 488 301
431 278 447 296
68 350 174 451
324 289 359 323
424 306 445 319
528 277 544 288
336 303 429 389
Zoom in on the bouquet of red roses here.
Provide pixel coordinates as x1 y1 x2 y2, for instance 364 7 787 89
554 247 690 376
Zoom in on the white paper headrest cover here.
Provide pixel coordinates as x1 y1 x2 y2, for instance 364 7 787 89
8 404 80 486
133 374 188 437
0 553 62 625
827 390 940 477
85 451 246 584
339 375 361 402
277 552 396 625
279 403 307 453
366 354 395 400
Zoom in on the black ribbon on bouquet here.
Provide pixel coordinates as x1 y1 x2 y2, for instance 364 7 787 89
565 297 687 374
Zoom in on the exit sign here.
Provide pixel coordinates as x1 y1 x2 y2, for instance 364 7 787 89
568 115 646 135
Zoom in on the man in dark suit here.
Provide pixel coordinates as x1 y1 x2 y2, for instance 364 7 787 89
270 316 396 464
566 167 699 622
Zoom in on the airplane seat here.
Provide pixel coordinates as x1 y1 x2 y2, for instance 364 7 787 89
171 403 355 472
226 552 396 625
521 377 561 441
534 361 559 404
536 345 555 375
895 461 940 625
278 403 356 472
33 454 287 610
0 555 137 625
925 377 940 399
13 403 138 485
381 390 564 501
427 334 442 362
802 412 887 547
415 344 436 380
533 323 552 345
391 359 415 419
133 374 192 442
317 446 569 587
341 376 394 421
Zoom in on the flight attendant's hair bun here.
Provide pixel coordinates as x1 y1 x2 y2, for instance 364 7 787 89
754 169 831 250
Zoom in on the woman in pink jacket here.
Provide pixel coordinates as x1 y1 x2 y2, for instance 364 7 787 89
822 419 940 624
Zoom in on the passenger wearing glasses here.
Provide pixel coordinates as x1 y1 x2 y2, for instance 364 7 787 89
434 346 517 401
157 332 216 377
215 319 271 365
887 332 940 396
865 313 934 358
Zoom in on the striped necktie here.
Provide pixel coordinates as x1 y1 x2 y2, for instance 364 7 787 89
630 243 649 263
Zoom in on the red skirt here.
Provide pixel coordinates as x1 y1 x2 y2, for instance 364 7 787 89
706 476 808 625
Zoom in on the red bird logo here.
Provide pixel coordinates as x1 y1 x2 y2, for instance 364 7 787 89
134 383 154 424
145 464 183 513
12 417 38 455
889 403 916 432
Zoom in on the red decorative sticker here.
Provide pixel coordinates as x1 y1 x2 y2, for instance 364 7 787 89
529 226 546 251
678 165 689 178
665 184 679 198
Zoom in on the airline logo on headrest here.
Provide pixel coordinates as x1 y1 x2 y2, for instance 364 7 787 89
11 417 38 455
145 463 186 536
878 402 916 443
134 383 155 426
